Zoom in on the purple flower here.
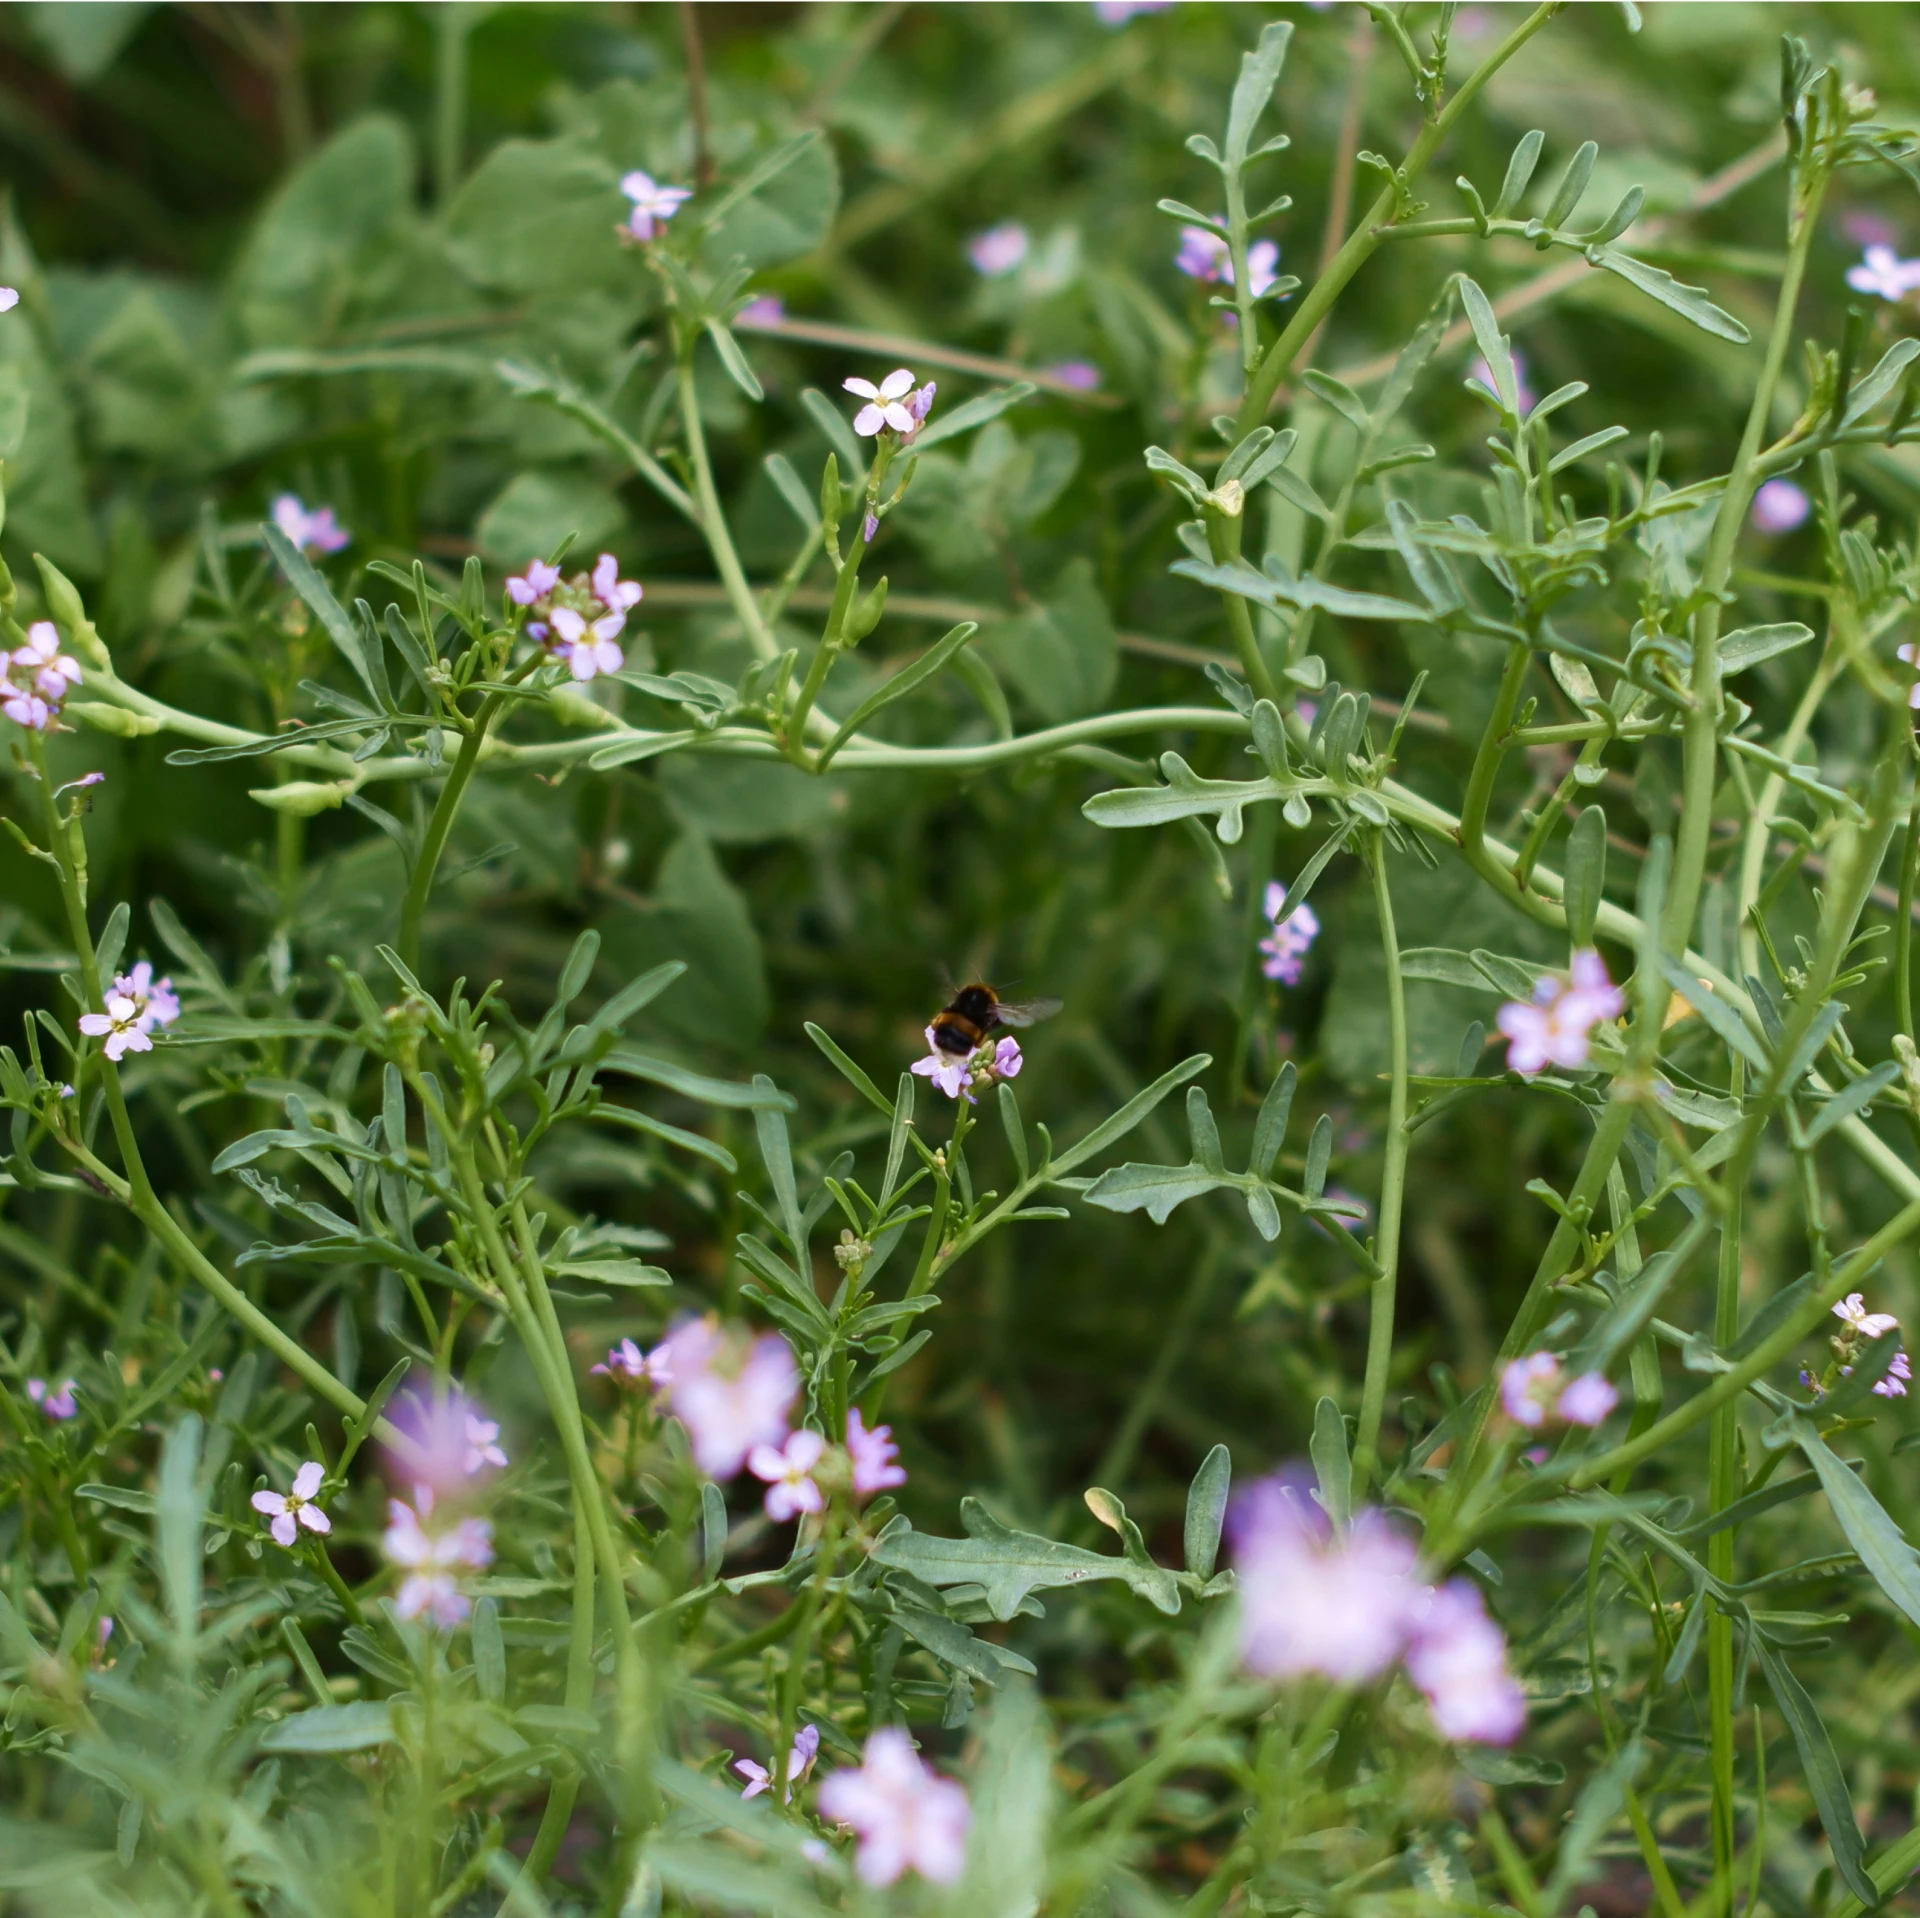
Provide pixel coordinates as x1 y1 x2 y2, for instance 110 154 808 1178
903 380 937 432
591 552 644 614
0 287 17 314
748 1427 827 1522
1834 1292 1899 1338
1499 1351 1561 1428
816 1729 971 1888
911 1026 972 1102
1469 350 1537 417
250 1460 332 1549
270 494 350 557
1751 478 1810 534
736 1723 820 1801
592 1336 673 1388
1495 949 1622 1075
1875 1349 1911 1398
1231 1477 1423 1684
1176 226 1232 284
507 559 560 607
1404 1581 1525 1745
385 1385 506 1497
548 606 626 682
80 994 154 1063
992 1036 1023 1078
620 170 693 242
14 622 82 701
661 1318 798 1480
113 962 180 1034
1259 882 1320 984
2 685 56 732
845 367 919 437
1847 244 1920 302
847 1409 907 1496
969 222 1030 278
736 295 785 327
1094 0 1171 21
383 1487 493 1628
26 1378 77 1420
1043 360 1104 391
863 513 879 544
1556 1371 1618 1426
56 772 106 799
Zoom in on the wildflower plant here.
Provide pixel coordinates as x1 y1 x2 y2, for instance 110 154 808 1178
5 6 1920 1916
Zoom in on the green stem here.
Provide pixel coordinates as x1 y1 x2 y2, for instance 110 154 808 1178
1459 639 1532 886
514 1497 594 1897
1352 836 1409 1499
678 351 779 662
432 4 472 209
399 694 502 976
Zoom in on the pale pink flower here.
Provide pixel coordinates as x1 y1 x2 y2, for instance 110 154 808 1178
736 1723 820 1801
591 552 644 613
1834 1292 1900 1339
14 622 82 701
1496 949 1622 1075
1847 244 1920 302
1259 882 1320 984
26 1378 77 1420
1231 1479 1423 1684
2 685 56 731
1404 1581 1525 1744
991 1036 1023 1078
749 1428 827 1522
113 962 180 1033
464 1415 508 1475
548 605 626 682
250 1460 332 1549
969 222 1030 278
736 295 785 327
1500 1351 1562 1429
1556 1371 1618 1426
384 1386 504 1496
592 1337 672 1388
1875 1349 1912 1398
1469 350 1536 417
1095 0 1170 19
845 367 918 437
847 1409 907 1496
79 994 153 1063
817 1728 972 1888
507 559 560 607
911 1026 972 1101
1751 479 1811 534
0 288 17 313
270 494 349 556
1044 359 1103 391
620 170 692 242
383 1487 493 1628
662 1318 798 1480
1176 225 1231 283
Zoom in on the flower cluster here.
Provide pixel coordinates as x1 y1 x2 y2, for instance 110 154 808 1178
1846 243 1920 302
843 366 936 440
384 1487 495 1628
1175 225 1280 298
817 1728 972 1888
911 1030 1022 1103
1496 949 1623 1075
26 1378 77 1420
1499 1351 1618 1429
1231 1476 1525 1745
270 493 349 557
507 552 642 683
1830 1292 1910 1399
78 962 182 1064
251 1460 332 1548
3 621 83 735
620 170 691 243
735 1722 820 1802
1259 881 1320 985
369 1386 509 1626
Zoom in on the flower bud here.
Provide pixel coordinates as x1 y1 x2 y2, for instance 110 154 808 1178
66 701 158 738
248 779 354 816
32 553 111 670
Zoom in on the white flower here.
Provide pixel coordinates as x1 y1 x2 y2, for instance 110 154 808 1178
464 1415 508 1475
250 1460 332 1549
620 170 692 242
1834 1292 1899 1339
910 1026 972 1101
590 552 643 613
78 995 153 1063
14 622 82 701
1846 244 1920 302
844 367 919 437
0 287 18 314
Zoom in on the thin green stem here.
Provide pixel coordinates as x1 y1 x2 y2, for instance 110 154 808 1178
678 351 779 662
1352 836 1408 1500
399 693 502 976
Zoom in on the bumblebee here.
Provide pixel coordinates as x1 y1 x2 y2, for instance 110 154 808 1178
928 983 1061 1057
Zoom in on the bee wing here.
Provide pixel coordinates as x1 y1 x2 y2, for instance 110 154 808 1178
990 996 1062 1029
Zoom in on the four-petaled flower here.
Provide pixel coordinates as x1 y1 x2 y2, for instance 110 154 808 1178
113 962 180 1034
465 1415 509 1475
592 1337 673 1388
969 222 1030 278
1834 1292 1899 1339
14 623 82 701
1175 227 1280 298
385 1385 504 1496
383 1487 494 1628
1495 949 1623 1075
816 1728 972 1888
847 1408 907 1496
661 1318 798 1480
845 367 920 437
749 1428 827 1521
80 994 154 1063
592 552 644 613
1752 478 1811 534
2 685 56 732
1846 244 1920 302
270 494 350 556
549 605 626 682
910 1026 972 1101
620 170 693 242
736 1723 820 1801
507 559 560 606
250 1460 332 1548
26 1378 77 1420
1259 882 1320 984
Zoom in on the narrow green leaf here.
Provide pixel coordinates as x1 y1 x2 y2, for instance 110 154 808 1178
1755 1639 1878 1907
817 622 979 769
1563 805 1607 949
264 525 384 710
1050 1053 1210 1177
911 383 1036 453
1310 1397 1351 1528
1183 1443 1232 1578
1250 1061 1296 1180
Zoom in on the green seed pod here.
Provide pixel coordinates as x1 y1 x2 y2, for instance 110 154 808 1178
32 554 111 670
248 779 354 816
